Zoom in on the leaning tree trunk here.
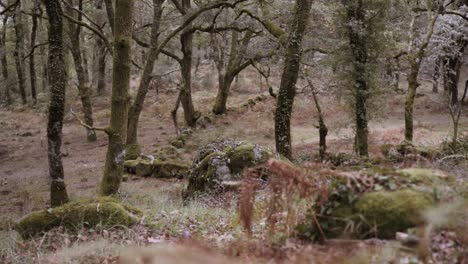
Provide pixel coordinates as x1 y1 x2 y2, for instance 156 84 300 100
100 0 133 196
0 15 10 104
65 0 97 142
44 0 69 207
29 0 40 104
126 0 164 147
213 74 235 115
274 0 312 159
13 6 27 105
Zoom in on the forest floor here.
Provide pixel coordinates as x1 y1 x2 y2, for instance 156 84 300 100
0 69 467 263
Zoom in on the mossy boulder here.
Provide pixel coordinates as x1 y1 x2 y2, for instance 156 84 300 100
300 168 445 240
15 197 142 239
124 146 189 178
183 139 271 199
355 190 433 238
125 144 142 161
226 143 270 174
153 160 189 178
396 168 452 185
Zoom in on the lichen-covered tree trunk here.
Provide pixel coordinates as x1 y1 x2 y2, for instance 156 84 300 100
13 5 27 105
29 0 40 104
0 15 10 104
44 0 69 207
127 0 164 146
100 0 133 196
65 0 97 142
274 0 312 159
344 0 369 156
443 41 466 106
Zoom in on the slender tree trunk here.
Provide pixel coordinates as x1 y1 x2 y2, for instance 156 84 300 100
0 15 10 104
44 0 69 207
65 0 97 142
274 0 312 159
127 0 163 146
101 0 133 196
29 1 40 104
13 5 27 105
103 0 114 35
179 0 199 127
432 57 440 93
95 0 107 95
404 12 438 142
405 61 419 142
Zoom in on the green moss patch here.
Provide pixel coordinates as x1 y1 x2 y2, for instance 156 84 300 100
15 197 142 239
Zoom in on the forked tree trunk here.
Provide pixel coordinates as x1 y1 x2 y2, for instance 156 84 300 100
13 5 27 105
29 0 40 104
213 75 235 114
65 0 97 142
404 13 438 142
274 0 312 159
126 0 164 146
44 0 69 207
100 0 133 196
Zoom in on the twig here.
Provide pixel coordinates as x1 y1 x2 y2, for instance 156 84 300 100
70 109 109 134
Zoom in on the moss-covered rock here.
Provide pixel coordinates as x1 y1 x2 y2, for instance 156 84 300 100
124 159 139 174
135 157 154 177
396 168 451 185
226 143 270 174
153 160 190 178
154 146 181 161
125 144 142 161
15 197 142 239
183 139 271 199
356 189 433 238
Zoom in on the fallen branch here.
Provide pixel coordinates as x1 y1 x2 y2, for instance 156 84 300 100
70 109 109 134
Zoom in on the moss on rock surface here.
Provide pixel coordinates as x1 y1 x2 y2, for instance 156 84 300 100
226 143 270 174
184 139 271 199
356 189 433 238
125 144 141 161
15 197 142 239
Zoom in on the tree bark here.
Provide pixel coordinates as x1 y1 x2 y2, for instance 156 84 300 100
126 0 164 146
29 0 40 104
432 56 440 93
100 0 133 196
65 0 97 142
13 3 27 105
95 0 107 95
344 0 369 156
0 15 10 104
44 0 69 207
274 0 312 159
179 0 199 127
404 12 438 142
